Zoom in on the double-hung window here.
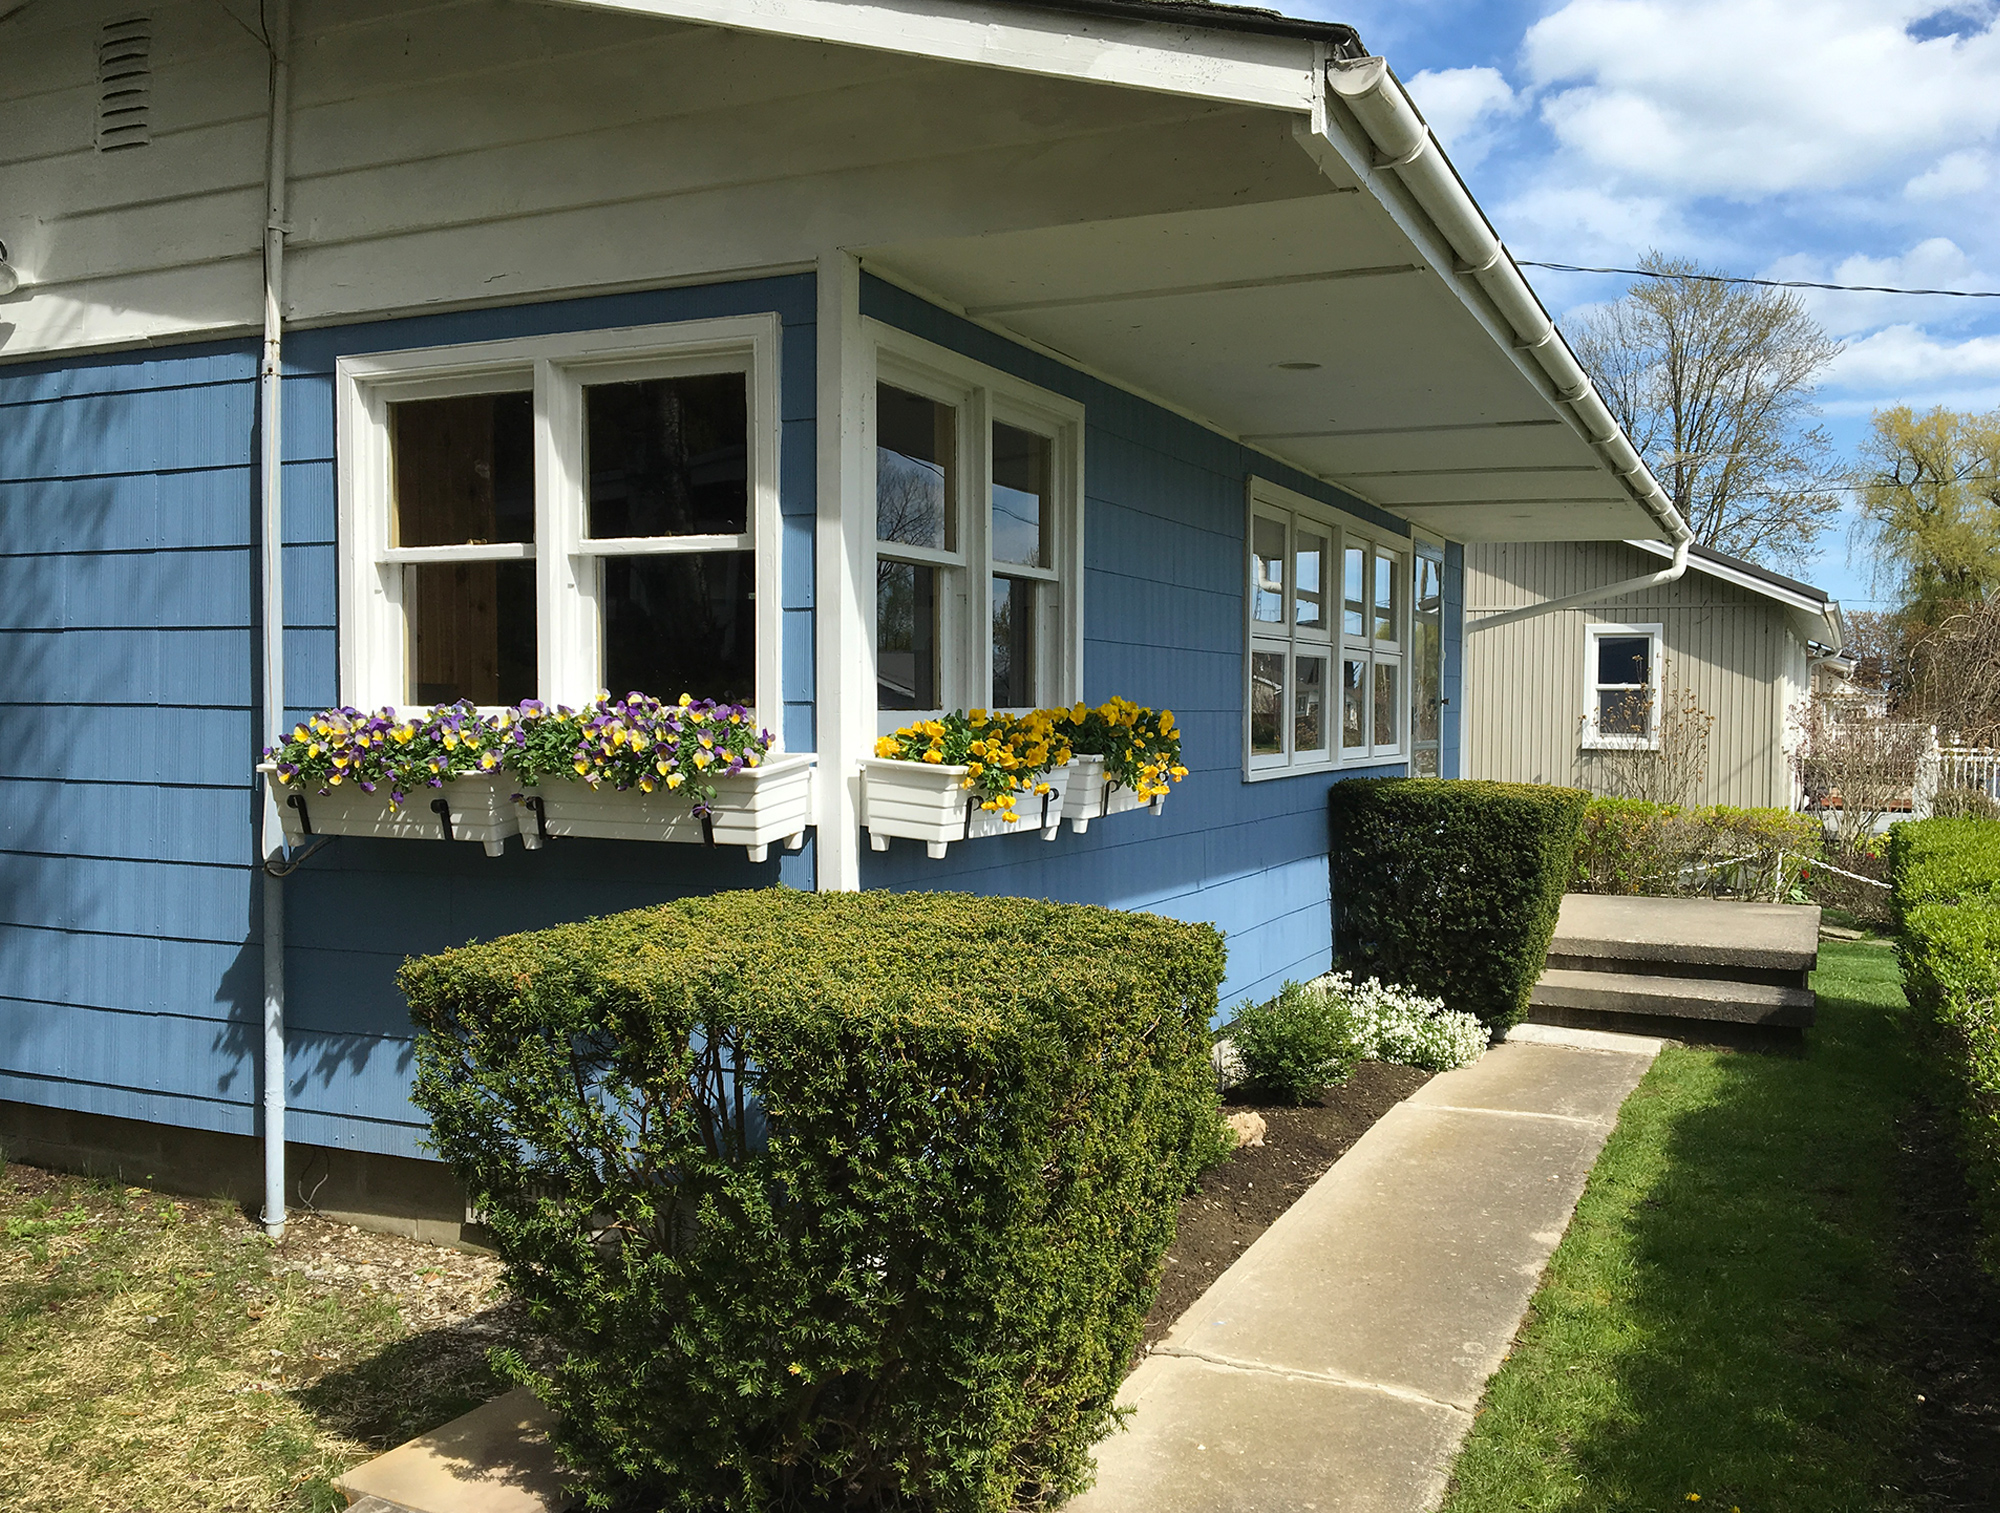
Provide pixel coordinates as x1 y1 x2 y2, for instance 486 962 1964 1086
868 324 1083 728
1246 478 1408 776
1410 541 1445 777
1582 622 1662 749
336 317 783 727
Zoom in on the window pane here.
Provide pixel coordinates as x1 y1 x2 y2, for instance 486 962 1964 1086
1373 550 1399 642
1295 653 1328 756
585 374 748 539
1295 529 1326 632
602 551 754 704
1373 660 1399 748
390 392 533 547
1251 516 1286 625
991 575 1036 707
1412 555 1443 748
1250 650 1285 755
877 384 955 550
1597 634 1650 687
1599 688 1651 737
408 560 536 705
992 423 1051 568
1342 657 1367 751
877 560 938 711
1344 544 1366 637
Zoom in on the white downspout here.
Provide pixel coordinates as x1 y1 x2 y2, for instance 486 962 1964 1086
258 0 293 1240
1468 535 1691 634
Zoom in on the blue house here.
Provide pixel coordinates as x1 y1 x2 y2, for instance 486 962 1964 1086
0 0 1689 1237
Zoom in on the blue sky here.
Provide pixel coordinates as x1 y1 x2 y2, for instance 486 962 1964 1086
1288 0 2000 608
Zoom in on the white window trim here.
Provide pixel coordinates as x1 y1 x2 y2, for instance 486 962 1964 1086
335 315 785 739
864 320 1085 733
1244 477 1411 780
1581 621 1663 751
1409 530 1447 777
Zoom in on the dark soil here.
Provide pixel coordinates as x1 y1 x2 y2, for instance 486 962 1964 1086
1892 1092 2000 1511
1139 1059 1432 1355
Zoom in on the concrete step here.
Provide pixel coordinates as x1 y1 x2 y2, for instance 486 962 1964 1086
1531 966 1815 1028
1548 894 1820 977
1544 951 1807 991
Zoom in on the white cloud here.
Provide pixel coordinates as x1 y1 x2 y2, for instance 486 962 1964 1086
1825 323 2000 390
1906 147 1994 200
1761 237 1992 334
1494 182 1687 261
1521 0 2000 197
1405 66 1522 167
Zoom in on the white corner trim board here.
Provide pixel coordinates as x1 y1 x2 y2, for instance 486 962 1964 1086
555 0 1320 109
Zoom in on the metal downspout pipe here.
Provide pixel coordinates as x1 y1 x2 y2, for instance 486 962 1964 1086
1322 55 1697 632
258 0 293 1240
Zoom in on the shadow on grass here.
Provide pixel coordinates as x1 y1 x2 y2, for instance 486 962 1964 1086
1447 943 1921 1513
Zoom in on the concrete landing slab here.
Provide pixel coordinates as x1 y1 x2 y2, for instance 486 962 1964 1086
1072 1354 1467 1513
1506 1021 1666 1056
1078 1038 1657 1512
335 1388 567 1513
1549 893 1819 974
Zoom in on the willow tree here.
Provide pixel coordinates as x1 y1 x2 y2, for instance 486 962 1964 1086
1570 252 1844 567
1859 404 2000 620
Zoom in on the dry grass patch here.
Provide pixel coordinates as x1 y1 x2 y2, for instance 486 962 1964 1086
0 1161 539 1513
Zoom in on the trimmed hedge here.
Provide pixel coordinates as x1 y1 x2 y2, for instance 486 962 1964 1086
1889 818 2000 1272
400 889 1225 1513
1574 797 1822 897
1328 778 1588 1032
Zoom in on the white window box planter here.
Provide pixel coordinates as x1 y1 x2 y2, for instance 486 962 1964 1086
259 765 518 857
861 758 1072 860
1060 754 1169 834
513 752 815 863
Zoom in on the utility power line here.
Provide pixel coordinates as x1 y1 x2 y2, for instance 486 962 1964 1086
1517 260 2000 299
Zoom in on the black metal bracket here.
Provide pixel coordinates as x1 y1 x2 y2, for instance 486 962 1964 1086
430 796 455 842
524 794 549 843
700 812 716 847
286 792 313 835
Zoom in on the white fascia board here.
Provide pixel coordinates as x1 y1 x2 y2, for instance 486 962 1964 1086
1626 537 1839 638
548 0 1318 109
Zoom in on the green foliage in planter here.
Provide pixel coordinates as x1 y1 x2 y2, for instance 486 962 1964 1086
1222 980 1360 1104
1328 778 1589 1032
400 888 1226 1513
1574 798 1823 897
1889 818 2000 1272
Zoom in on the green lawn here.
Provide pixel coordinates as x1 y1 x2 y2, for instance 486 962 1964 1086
1442 940 1920 1513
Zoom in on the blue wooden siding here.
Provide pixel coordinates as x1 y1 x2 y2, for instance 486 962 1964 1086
857 277 1453 1009
2 269 1467 1162
0 280 819 1160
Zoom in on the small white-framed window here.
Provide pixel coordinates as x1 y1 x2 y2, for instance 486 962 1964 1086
867 322 1083 729
1246 477 1408 777
1410 538 1445 777
1582 622 1663 750
335 316 784 731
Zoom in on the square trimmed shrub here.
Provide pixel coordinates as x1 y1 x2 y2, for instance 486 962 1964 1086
1889 817 2000 1273
1328 778 1588 1032
400 888 1225 1512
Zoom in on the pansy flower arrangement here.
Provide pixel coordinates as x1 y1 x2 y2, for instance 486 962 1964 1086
510 693 774 818
264 702 523 809
874 708 1074 822
1052 697 1188 801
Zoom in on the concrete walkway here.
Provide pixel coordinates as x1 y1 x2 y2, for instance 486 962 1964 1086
1071 1028 1661 1513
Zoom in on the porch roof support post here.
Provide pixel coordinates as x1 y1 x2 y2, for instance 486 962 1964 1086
815 250 871 891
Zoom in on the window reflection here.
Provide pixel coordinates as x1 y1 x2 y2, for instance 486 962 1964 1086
1253 516 1286 624
391 392 534 547
1344 544 1366 637
601 552 754 704
1296 530 1326 631
1296 654 1328 755
1251 650 1285 755
992 575 1036 707
877 560 938 711
1342 657 1367 751
877 385 955 550
585 374 748 538
991 423 1050 568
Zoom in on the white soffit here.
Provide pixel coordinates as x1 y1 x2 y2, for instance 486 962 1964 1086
864 194 1656 542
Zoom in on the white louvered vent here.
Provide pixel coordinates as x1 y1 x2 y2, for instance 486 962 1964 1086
95 17 153 152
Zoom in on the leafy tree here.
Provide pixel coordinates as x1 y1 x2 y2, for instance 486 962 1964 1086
1570 251 1844 567
1858 404 2000 623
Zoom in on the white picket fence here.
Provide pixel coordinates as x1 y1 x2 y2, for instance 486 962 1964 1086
1913 733 2000 819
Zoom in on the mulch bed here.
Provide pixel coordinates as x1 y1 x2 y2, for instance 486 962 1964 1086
1890 1093 2000 1511
1139 1059 1432 1355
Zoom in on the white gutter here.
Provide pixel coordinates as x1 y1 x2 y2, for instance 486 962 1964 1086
258 0 294 1241
1320 53 1696 631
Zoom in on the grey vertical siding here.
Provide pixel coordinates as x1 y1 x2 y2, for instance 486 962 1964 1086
1463 541 1801 809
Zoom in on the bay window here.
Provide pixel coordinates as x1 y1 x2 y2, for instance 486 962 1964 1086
337 317 783 726
1246 478 1410 776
